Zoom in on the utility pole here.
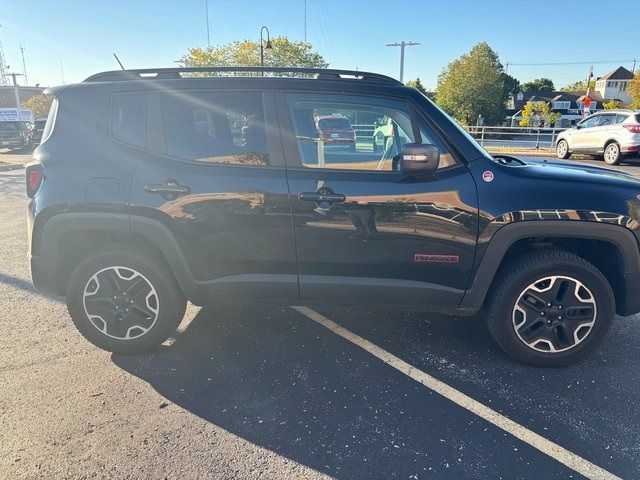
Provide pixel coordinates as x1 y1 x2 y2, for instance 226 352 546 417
205 0 211 47
20 44 28 86
385 41 419 83
3 71 23 121
60 59 65 84
633 59 637 74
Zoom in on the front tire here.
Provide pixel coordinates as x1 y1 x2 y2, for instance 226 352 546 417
604 142 621 165
486 251 614 367
66 243 186 353
556 140 570 159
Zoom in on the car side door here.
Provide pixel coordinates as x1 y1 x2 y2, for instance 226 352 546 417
126 87 297 302
276 90 479 308
572 114 600 152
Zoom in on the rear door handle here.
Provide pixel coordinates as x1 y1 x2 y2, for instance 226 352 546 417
298 192 346 203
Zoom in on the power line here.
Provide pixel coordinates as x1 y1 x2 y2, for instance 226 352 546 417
508 59 635 67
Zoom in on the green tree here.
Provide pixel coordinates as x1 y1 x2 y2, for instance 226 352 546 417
21 93 53 119
603 100 620 110
181 36 328 74
560 79 595 92
629 73 640 109
502 72 520 98
521 77 555 93
406 77 427 95
519 101 561 127
434 42 507 125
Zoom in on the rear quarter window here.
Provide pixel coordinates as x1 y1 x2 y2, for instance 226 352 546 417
39 98 58 144
111 93 147 149
615 114 630 124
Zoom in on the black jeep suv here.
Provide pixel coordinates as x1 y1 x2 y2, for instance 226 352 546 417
26 67 640 366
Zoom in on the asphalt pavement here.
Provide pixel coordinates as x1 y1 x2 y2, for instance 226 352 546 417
2 150 640 479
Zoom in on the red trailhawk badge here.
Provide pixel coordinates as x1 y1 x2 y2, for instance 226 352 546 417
482 171 494 183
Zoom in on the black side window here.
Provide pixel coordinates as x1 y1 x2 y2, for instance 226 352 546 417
286 92 455 171
597 114 615 126
149 91 269 166
579 116 598 128
111 93 147 149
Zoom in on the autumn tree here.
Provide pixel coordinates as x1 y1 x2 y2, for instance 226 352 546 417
629 73 640 109
181 37 327 74
521 77 555 93
519 101 561 127
603 100 620 110
21 93 53 119
435 42 507 125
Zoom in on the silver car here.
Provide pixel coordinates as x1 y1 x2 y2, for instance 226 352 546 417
555 110 640 165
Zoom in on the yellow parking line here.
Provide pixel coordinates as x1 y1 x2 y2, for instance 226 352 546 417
292 306 620 480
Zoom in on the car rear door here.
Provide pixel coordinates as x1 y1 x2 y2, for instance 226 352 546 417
593 113 616 152
125 86 297 302
276 90 479 308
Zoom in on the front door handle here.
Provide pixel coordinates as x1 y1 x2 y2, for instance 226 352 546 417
145 180 191 199
298 192 346 203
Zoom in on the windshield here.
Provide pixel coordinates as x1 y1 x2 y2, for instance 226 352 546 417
0 122 24 132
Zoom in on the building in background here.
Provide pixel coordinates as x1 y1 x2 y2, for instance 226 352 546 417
0 85 44 109
507 91 585 128
507 66 636 127
593 66 635 105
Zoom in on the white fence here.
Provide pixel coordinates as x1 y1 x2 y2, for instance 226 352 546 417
353 124 568 151
464 125 567 150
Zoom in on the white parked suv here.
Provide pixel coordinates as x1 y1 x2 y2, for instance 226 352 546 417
555 110 640 165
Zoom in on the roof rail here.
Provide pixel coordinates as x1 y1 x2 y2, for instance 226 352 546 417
84 66 403 85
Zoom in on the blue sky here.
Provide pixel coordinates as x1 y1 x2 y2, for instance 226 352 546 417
1 0 638 90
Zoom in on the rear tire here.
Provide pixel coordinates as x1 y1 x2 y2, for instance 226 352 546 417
604 142 621 165
555 140 570 159
485 251 614 367
66 243 186 353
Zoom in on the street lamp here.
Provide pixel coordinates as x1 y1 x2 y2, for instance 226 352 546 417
260 25 273 76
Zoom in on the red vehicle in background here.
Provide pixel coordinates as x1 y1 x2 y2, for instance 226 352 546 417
315 115 356 150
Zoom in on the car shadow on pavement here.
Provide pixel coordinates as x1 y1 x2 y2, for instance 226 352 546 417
0 171 28 199
0 272 64 303
112 302 575 479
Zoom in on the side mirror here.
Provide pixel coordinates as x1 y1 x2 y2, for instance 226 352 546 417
400 143 440 174
575 124 582 130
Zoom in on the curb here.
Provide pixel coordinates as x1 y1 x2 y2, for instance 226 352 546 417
0 163 25 172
